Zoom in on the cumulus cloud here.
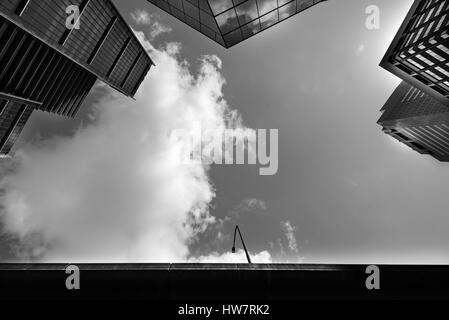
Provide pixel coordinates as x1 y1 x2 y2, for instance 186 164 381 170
281 220 298 253
0 29 267 263
229 198 267 217
130 9 152 25
242 198 267 211
190 249 272 263
130 9 172 40
150 21 172 41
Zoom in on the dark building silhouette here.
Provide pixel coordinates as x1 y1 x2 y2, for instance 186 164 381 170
1 264 449 300
146 0 327 48
378 81 449 161
0 0 154 156
380 0 449 106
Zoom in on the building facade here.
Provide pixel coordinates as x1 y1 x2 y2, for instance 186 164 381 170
146 0 327 48
0 0 154 156
380 0 449 106
378 81 449 161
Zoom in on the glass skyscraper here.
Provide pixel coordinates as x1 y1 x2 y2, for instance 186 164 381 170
380 0 449 106
379 81 449 161
146 0 327 48
379 0 449 161
0 0 154 156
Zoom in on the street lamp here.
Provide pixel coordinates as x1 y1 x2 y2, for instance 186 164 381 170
232 225 252 264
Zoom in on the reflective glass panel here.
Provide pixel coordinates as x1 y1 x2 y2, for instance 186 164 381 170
199 0 213 14
216 9 239 34
279 1 295 21
257 0 277 16
260 10 278 29
241 19 261 39
200 10 220 32
209 0 234 15
297 0 314 12
278 0 293 6
236 0 258 25
183 0 200 20
223 28 243 46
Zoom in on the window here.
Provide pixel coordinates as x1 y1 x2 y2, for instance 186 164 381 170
241 19 261 39
183 0 200 20
216 9 239 34
223 28 242 46
279 1 296 21
209 0 234 15
257 0 277 16
260 10 278 30
236 0 258 25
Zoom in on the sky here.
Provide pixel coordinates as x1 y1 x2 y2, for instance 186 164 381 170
1 0 449 264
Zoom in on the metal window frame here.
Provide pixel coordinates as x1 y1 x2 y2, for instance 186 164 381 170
380 0 449 107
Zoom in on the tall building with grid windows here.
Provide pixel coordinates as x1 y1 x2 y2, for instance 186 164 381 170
380 0 449 107
146 0 327 48
0 0 154 156
378 81 449 161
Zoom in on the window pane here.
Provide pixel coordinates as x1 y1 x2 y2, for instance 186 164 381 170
198 0 213 14
186 15 201 30
209 0 234 15
154 0 170 11
170 5 186 21
201 24 216 40
224 28 243 46
184 0 200 21
236 0 258 25
186 0 199 6
278 0 293 6
200 10 219 32
297 0 314 12
183 0 200 20
233 0 247 6
216 9 239 34
168 0 183 10
279 1 295 21
216 34 226 46
241 19 261 39
260 10 278 29
257 0 277 16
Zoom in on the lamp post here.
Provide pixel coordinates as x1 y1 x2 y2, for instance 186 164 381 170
232 225 252 264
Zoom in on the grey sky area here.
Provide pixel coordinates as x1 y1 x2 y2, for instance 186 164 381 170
1 0 449 264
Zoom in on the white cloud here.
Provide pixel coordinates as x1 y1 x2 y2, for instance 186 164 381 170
130 9 152 25
243 198 267 211
356 44 365 56
274 237 304 263
0 31 253 263
130 10 172 40
190 249 272 263
229 198 267 217
281 220 298 253
150 21 172 41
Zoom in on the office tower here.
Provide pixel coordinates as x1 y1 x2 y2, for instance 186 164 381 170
380 0 449 106
378 81 449 161
146 0 327 48
0 0 154 156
